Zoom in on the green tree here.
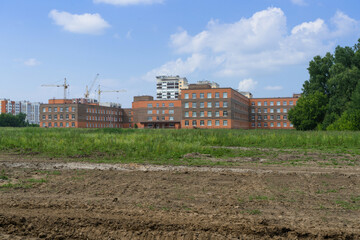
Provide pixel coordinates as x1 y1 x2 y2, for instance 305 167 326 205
288 91 328 131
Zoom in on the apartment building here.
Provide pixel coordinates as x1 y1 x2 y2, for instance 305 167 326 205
40 99 125 128
1 99 40 124
132 96 181 129
156 76 188 100
249 94 300 129
181 84 249 129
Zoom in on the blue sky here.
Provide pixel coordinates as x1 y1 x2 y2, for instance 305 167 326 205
1 0 359 107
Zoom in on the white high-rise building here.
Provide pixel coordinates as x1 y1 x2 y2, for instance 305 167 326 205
156 76 188 100
0 99 41 125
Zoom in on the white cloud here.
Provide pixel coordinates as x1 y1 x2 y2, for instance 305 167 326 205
291 0 307 6
238 79 258 91
265 86 283 91
145 8 359 80
49 10 110 35
126 30 132 39
93 0 163 6
24 58 40 66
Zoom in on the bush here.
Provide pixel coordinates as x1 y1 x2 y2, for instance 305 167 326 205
327 110 360 131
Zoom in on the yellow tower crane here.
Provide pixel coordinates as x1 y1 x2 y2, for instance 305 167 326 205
41 78 69 99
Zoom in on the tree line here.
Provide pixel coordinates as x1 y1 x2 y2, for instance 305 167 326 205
0 113 38 127
289 39 360 131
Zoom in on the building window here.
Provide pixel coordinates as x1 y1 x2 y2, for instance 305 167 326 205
290 123 293 127
148 110 152 114
66 114 69 120
264 108 268 113
284 122 287 127
207 120 212 126
162 116 165 121
251 109 255 113
192 102 197 108
251 102 255 106
223 92 228 98
270 101 274 106
185 120 189 126
147 116 152 121
156 116 159 121
169 116 174 121
264 101 268 106
215 92 220 98
257 108 261 113
270 122 274 127
207 93 212 99
66 122 69 127
251 115 255 120
264 122 268 127
200 120 205 126
72 114 75 119
54 107 58 112
223 120 228 126
215 111 220 117
207 111 212 117
192 93 196 99
283 115 287 120
200 93 204 99
277 115 281 120
48 107 52 113
60 115 63 120
223 102 228 108
290 101 293 105
207 102 212 108
192 111 197 117
251 123 255 127
42 115 45 120
223 111 228 117
277 122 281 127
258 115 262 120
284 108 287 113
48 122 52 127
192 120 197 126
42 123 46 127
169 109 174 114
185 112 189 117
147 103 153 108
66 107 69 112
200 111 204 117
270 109 274 113
283 101 287 106
60 122 63 127
277 109 281 113
264 115 268 120
169 103 174 107
258 122 261 127
184 93 189 99
277 101 280 106
162 110 165 114
185 102 189 108
215 102 220 108
258 102 261 106
270 115 274 120
162 103 165 107
54 115 58 120
200 102 204 108
72 107 76 112
42 108 46 113
215 120 220 126
72 122 75 127
48 115 52 120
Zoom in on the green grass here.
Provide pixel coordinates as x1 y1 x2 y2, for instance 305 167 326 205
0 170 8 180
0 128 360 165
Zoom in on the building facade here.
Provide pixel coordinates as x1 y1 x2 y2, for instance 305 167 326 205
180 84 249 129
40 99 125 128
249 94 300 129
156 76 188 100
132 96 181 129
1 99 40 124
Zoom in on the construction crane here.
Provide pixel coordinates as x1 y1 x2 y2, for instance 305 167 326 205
41 78 69 99
84 73 99 99
97 85 126 103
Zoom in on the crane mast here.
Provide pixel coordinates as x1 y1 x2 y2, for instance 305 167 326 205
85 73 99 99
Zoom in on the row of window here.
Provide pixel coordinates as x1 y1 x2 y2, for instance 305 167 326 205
86 116 122 122
251 115 288 120
147 102 175 108
42 122 75 128
251 122 293 128
251 100 294 107
184 120 228 127
86 123 121 128
147 116 175 121
86 108 121 115
42 114 75 120
184 92 228 100
184 101 228 109
251 108 288 114
42 107 75 113
147 109 174 115
184 110 228 118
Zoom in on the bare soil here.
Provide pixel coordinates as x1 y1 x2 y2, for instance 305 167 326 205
1 153 360 239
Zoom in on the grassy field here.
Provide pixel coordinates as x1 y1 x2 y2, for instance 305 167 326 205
0 128 359 165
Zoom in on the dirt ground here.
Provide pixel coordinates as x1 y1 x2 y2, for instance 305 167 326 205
1 153 360 239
